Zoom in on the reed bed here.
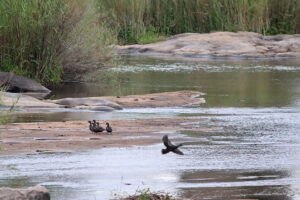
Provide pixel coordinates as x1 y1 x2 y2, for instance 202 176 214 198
0 0 298 84
96 0 299 44
0 0 114 85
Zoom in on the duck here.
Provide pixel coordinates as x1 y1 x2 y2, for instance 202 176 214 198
161 135 184 155
88 121 95 133
94 122 105 133
106 122 112 133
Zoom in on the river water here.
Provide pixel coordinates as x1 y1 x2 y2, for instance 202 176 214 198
1 56 300 200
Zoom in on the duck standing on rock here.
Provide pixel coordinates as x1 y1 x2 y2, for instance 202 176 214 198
94 122 105 133
106 122 112 133
88 121 95 133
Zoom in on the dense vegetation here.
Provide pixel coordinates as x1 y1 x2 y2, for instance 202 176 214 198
0 0 114 85
0 0 299 84
96 0 300 44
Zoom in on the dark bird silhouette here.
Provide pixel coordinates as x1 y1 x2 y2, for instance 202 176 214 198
94 122 104 133
106 122 112 133
161 135 184 155
88 121 95 133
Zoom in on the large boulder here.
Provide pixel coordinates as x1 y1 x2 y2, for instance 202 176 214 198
116 32 300 58
0 72 51 93
0 185 50 200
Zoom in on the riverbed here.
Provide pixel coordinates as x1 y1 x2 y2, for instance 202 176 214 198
1 56 300 200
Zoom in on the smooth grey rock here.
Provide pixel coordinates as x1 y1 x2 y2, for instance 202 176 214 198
0 72 51 93
52 97 123 110
0 185 50 200
116 32 300 58
76 105 116 112
0 92 61 108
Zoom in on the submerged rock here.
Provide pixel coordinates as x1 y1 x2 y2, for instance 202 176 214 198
116 32 300 58
0 185 50 200
0 72 51 94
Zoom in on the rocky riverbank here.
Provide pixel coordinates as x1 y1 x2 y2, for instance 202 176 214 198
0 185 50 200
0 90 206 156
116 32 300 58
1 90 204 111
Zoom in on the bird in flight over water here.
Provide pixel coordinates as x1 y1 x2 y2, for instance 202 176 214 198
161 135 184 155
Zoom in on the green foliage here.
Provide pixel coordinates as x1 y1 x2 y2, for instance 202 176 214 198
0 0 116 85
138 26 160 44
0 91 18 126
121 188 175 200
64 0 117 71
0 0 69 85
96 0 299 44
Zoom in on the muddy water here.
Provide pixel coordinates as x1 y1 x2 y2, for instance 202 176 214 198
1 56 300 200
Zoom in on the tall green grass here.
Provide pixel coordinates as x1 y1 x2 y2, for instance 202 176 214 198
0 0 115 85
0 0 70 84
96 0 299 44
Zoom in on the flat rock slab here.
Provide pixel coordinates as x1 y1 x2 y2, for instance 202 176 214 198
52 97 122 110
116 32 300 58
0 117 214 156
0 185 50 200
98 90 204 108
1 90 204 111
0 92 60 108
51 90 204 109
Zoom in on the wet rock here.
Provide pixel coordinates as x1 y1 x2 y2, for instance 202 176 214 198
0 185 50 200
85 106 115 112
0 92 61 108
0 72 51 94
0 90 204 111
100 90 205 108
52 97 123 110
116 32 300 58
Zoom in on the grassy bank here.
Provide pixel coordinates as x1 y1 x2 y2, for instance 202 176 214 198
0 0 115 85
96 0 299 44
1 0 298 84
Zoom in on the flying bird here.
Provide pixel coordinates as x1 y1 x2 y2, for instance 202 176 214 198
161 135 184 155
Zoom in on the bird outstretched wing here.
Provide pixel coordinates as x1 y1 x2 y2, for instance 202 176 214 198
173 148 184 155
162 135 173 147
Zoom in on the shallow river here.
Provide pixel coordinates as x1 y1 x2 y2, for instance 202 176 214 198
1 56 300 200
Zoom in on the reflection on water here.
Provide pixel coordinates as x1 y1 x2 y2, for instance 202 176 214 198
50 56 300 108
179 170 293 200
1 56 300 200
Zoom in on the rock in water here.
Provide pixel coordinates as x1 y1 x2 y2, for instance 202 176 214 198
0 72 51 93
0 185 50 200
116 32 300 58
